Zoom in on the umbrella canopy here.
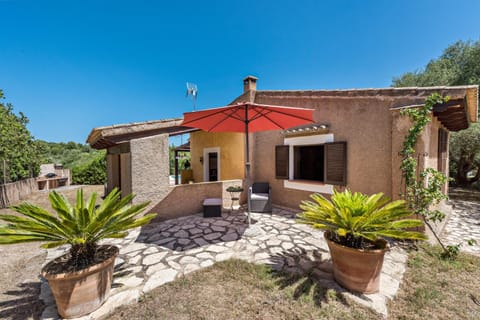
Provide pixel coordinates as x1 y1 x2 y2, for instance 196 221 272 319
182 102 314 133
182 102 315 163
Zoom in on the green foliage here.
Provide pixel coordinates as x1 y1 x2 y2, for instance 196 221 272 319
35 140 102 170
297 189 427 249
393 40 480 87
169 144 191 175
226 185 243 192
0 188 156 270
400 94 449 217
399 94 461 258
400 93 449 188
443 239 479 260
71 152 107 185
393 39 480 187
36 140 106 185
411 168 449 222
442 244 461 260
449 123 480 186
0 90 40 183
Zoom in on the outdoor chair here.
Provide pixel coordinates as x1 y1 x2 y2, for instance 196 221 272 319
248 182 272 213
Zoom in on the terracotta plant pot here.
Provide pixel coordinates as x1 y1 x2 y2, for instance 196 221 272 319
41 245 119 318
324 231 388 294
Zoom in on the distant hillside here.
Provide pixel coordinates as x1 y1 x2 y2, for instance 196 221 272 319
35 140 106 185
35 140 104 169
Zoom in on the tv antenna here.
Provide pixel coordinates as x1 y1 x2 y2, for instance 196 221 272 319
186 82 198 110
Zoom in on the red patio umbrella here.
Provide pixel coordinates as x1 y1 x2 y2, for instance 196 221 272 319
181 102 315 227
182 102 314 167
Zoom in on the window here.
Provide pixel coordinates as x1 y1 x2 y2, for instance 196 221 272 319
275 139 347 186
294 145 324 181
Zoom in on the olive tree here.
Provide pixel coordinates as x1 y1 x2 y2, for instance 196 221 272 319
0 90 40 183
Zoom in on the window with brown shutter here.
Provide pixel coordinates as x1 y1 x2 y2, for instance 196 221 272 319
437 128 448 173
275 145 289 179
293 145 324 181
324 142 347 185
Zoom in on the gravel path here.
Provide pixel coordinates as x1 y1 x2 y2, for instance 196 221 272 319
0 243 46 320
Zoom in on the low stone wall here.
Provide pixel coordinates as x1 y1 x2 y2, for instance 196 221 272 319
148 179 245 221
0 178 38 208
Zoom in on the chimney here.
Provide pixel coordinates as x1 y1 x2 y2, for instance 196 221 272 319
243 75 258 92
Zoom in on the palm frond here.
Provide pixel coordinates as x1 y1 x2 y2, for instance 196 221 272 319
297 189 428 246
0 188 157 251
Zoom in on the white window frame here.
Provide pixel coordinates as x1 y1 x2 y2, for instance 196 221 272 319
203 147 220 182
283 134 334 194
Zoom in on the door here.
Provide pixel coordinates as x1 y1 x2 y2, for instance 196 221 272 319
203 147 220 182
208 152 218 181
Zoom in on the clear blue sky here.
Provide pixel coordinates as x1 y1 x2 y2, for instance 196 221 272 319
1 0 479 144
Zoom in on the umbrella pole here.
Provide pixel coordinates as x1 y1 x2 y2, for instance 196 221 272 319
245 106 251 227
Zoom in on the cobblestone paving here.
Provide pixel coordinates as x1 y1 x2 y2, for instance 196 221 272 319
441 200 480 256
40 207 407 319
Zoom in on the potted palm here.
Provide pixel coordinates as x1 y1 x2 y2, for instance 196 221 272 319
297 189 427 294
0 188 156 318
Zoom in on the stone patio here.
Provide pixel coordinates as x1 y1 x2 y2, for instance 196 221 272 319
441 199 480 256
40 206 408 319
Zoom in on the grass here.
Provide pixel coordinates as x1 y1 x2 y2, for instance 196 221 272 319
388 244 480 319
107 259 380 320
107 244 480 320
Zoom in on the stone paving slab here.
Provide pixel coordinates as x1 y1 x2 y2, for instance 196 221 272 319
39 207 407 319
441 199 480 256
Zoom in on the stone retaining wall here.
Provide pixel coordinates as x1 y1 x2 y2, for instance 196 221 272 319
0 178 38 208
148 179 245 221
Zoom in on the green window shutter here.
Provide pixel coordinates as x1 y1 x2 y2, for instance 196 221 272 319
275 145 289 179
324 142 347 185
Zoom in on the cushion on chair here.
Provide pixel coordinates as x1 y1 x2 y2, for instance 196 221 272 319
250 193 270 201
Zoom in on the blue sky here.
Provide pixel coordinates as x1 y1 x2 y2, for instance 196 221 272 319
1 0 479 144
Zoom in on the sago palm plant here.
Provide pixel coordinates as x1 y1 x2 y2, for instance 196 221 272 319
297 189 427 249
0 188 156 270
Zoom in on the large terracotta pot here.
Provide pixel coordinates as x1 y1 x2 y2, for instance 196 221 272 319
41 245 119 318
324 231 387 294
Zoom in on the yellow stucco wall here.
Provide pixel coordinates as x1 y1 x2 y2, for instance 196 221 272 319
190 131 245 182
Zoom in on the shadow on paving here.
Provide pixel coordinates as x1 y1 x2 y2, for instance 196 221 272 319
135 212 251 251
0 281 44 320
267 247 356 308
449 199 480 221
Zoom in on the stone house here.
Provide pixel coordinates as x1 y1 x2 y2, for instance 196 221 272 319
87 77 478 220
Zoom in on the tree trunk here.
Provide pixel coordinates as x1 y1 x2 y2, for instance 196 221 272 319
456 156 480 187
457 157 470 187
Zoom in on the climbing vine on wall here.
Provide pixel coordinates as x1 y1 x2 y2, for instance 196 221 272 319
400 93 455 257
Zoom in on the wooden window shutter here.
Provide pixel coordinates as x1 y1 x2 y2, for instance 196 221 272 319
437 128 448 172
324 142 347 185
275 145 289 179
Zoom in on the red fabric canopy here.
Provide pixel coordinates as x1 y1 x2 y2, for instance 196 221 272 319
181 102 314 227
182 102 314 133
